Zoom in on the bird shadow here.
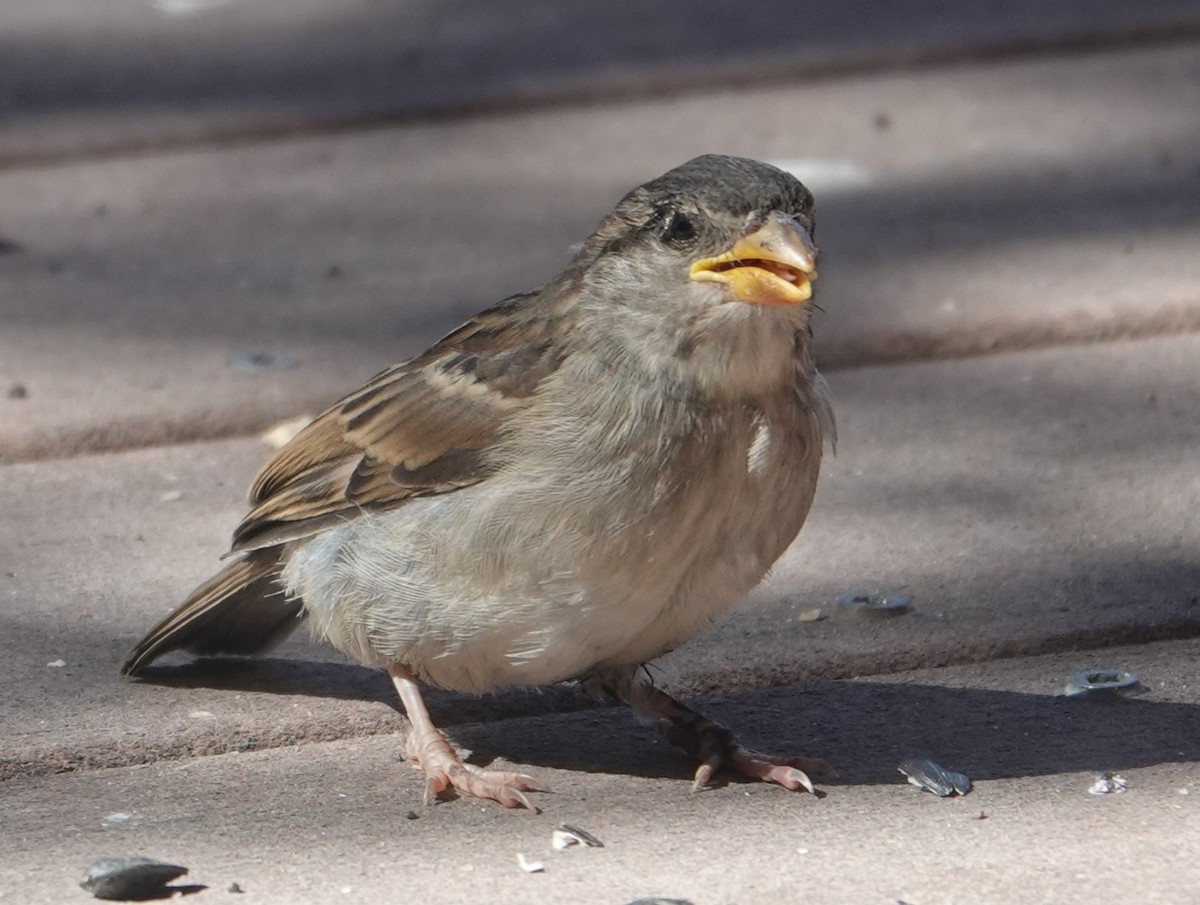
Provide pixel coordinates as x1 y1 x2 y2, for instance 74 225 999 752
451 679 1200 788
132 654 600 725
130 655 1200 788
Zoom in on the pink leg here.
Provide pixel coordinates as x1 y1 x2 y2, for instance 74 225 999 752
389 665 546 809
612 672 833 793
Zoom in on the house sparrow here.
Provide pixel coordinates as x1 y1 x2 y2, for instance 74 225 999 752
122 154 836 808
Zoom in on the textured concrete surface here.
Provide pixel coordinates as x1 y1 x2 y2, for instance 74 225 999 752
4 332 1197 780
5 0 1199 162
3 8 1199 903
3 641 1197 904
4 44 1199 462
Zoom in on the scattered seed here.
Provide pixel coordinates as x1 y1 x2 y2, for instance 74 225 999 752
1064 669 1146 699
551 824 605 851
80 856 188 900
797 607 824 623
898 757 972 797
835 591 910 620
46 659 66 668
1089 772 1128 795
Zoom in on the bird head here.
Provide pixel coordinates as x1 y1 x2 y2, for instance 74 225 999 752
577 154 818 311
567 156 820 397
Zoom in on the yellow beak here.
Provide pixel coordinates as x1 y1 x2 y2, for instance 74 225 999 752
688 211 818 305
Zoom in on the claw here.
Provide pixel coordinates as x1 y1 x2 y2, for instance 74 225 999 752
691 760 718 791
730 748 822 793
781 767 815 794
423 775 448 805
498 787 536 811
516 775 554 794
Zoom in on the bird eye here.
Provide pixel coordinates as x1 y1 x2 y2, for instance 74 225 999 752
661 210 696 244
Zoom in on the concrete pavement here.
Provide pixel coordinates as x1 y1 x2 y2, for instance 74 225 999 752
2 6 1199 903
4 642 1198 903
5 0 1199 163
4 43 1199 463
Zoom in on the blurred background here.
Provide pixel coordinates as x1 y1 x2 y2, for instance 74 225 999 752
2 0 1199 463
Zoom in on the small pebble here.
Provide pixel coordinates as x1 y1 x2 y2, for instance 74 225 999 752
228 881 245 893
404 810 420 820
6 383 28 399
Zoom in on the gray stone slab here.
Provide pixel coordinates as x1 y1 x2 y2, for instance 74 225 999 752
2 333 1198 778
2 639 1198 904
4 0 1198 162
3 44 1199 462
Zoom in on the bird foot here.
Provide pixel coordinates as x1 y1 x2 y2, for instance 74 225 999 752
390 664 546 810
594 668 834 795
404 730 547 810
691 745 834 793
652 692 834 793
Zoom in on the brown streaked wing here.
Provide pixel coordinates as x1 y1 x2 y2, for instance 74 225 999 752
230 293 569 553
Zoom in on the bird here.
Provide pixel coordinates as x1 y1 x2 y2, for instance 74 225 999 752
122 154 836 809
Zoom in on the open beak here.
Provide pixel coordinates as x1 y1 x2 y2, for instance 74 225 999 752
688 211 818 305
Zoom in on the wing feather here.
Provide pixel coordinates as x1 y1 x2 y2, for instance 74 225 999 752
231 292 570 553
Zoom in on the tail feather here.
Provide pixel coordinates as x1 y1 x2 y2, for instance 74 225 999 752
121 550 304 676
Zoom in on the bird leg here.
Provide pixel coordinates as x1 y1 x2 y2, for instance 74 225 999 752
603 669 832 793
388 665 545 809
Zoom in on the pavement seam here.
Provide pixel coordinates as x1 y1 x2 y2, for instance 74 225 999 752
2 31 1198 171
5 315 1200 465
